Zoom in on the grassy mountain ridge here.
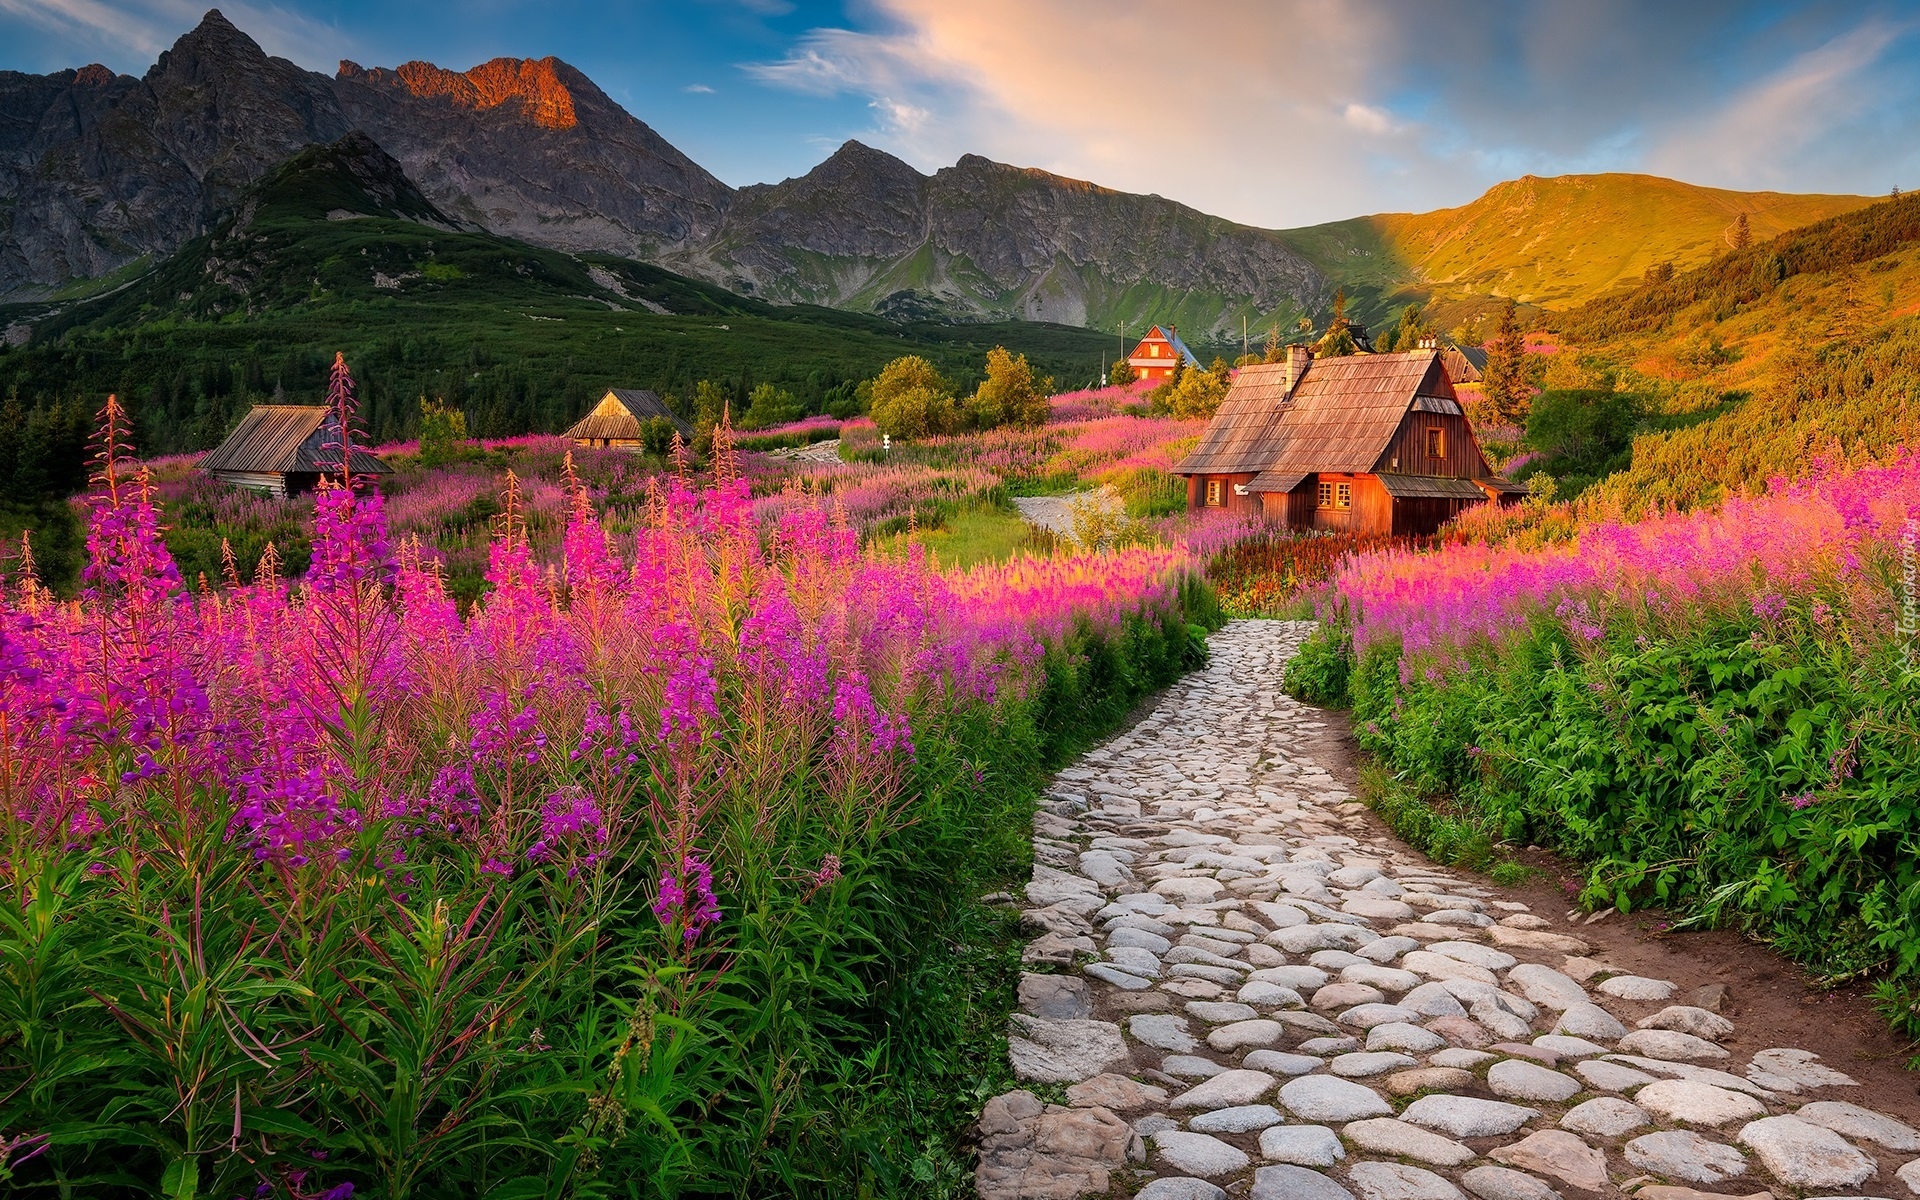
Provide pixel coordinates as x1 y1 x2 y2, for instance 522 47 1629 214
1538 191 1920 514
1283 173 1873 330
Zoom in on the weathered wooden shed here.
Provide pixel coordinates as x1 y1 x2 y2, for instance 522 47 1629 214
200 405 391 496
1172 347 1524 535
564 389 691 450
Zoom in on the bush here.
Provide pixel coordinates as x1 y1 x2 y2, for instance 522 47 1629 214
868 356 958 439
739 382 803 430
967 346 1051 430
1280 623 1352 706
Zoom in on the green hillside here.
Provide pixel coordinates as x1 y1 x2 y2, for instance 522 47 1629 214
1283 174 1874 328
0 136 1115 458
1543 191 1920 514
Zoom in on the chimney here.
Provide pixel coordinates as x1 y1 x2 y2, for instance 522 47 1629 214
1283 344 1311 393
1417 334 1437 351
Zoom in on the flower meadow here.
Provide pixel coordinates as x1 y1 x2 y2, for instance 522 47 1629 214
1284 454 1920 1031
0 371 1221 1196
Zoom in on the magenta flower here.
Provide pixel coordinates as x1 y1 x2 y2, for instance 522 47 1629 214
653 854 722 945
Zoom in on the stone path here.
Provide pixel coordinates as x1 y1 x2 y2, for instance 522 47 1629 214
977 620 1918 1200
1012 489 1122 538
765 437 842 463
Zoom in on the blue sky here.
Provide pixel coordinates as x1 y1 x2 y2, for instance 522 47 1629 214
4 0 1919 228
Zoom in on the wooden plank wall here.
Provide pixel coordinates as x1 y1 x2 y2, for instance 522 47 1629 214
1376 412 1484 478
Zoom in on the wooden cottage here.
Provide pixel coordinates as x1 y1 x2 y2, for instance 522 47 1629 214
1125 324 1202 382
1172 347 1525 535
564 388 691 450
200 405 391 496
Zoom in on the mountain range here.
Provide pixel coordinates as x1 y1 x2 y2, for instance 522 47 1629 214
0 9 1876 337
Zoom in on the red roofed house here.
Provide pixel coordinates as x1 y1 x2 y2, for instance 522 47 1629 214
1125 324 1202 382
1171 346 1525 535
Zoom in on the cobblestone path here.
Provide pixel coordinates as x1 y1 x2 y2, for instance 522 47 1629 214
977 620 1915 1200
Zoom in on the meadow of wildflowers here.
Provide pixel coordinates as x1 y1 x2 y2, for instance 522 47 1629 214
0 369 1220 1196
1284 454 1920 1031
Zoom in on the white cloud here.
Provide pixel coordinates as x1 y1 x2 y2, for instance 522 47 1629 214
742 0 1916 227
684 82 715 93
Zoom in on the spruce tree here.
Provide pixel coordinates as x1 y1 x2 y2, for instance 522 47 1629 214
1482 298 1530 425
1732 212 1752 251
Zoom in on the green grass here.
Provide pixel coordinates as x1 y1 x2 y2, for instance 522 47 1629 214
874 499 1039 571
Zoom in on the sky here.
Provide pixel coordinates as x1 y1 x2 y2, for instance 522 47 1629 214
3 0 1919 229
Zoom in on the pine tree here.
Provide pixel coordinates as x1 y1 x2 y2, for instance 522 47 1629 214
1731 212 1752 251
1482 298 1531 425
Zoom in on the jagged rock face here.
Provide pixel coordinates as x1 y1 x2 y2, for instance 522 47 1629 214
0 9 728 297
0 9 1327 332
333 55 730 256
0 10 348 294
685 142 1326 333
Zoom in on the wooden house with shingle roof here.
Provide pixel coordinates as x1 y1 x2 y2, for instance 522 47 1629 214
565 388 691 451
1172 346 1524 535
201 405 391 496
1125 324 1202 382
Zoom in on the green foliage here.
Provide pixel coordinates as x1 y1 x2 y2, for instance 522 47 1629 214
1280 623 1353 707
738 382 804 431
1149 358 1232 419
1335 602 1920 1023
1107 357 1135 387
868 356 958 439
967 347 1051 430
1522 389 1644 498
416 396 473 467
1482 298 1531 425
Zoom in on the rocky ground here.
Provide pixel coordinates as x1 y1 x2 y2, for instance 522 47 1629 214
977 619 1918 1200
765 437 843 463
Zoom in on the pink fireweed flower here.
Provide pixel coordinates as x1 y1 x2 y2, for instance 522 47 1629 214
527 787 608 864
1750 593 1787 621
653 854 722 945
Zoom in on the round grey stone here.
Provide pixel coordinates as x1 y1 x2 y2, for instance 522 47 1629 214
1130 1013 1200 1053
1637 1005 1736 1040
1280 1074 1393 1121
1615 1029 1727 1060
1596 974 1676 1001
1172 1069 1278 1110
1508 964 1588 1010
1369 1022 1449 1053
1425 941 1517 971
1737 1114 1878 1189
1252 1164 1357 1200
1635 1078 1764 1126
1339 1002 1425 1029
1487 1059 1581 1102
1161 1054 1227 1079
1239 981 1306 1008
1189 1103 1285 1133
1331 1051 1420 1077
1244 1049 1323 1075
1136 1180 1227 1200
1358 936 1423 963
1460 1165 1564 1200
1347 1161 1467 1200
1797 1100 1920 1151
1401 1094 1540 1138
1154 1130 1252 1177
1559 1097 1649 1137
1623 1130 1748 1184
1261 1124 1346 1167
1553 1002 1627 1041
1530 1035 1609 1059
1187 1000 1260 1023
1342 1117 1476 1166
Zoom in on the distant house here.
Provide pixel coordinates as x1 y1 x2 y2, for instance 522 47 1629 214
201 405 391 496
1125 324 1202 382
564 388 691 450
1171 347 1525 535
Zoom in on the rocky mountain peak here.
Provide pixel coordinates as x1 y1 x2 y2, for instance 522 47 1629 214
71 64 119 86
148 9 272 84
340 55 585 130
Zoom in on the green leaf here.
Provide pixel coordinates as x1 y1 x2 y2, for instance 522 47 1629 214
161 1156 199 1200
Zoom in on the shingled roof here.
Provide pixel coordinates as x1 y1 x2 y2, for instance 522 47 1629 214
201 406 391 476
564 389 691 441
1173 350 1479 478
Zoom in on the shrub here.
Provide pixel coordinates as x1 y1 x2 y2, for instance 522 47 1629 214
868 356 958 438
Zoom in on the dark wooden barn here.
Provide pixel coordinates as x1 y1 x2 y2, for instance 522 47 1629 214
564 389 692 450
1172 347 1525 535
201 405 392 496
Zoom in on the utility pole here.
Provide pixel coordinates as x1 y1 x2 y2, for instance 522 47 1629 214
1242 314 1248 361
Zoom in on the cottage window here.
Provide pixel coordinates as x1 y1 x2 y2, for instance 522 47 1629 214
1149 344 1161 357
1425 427 1445 458
1317 481 1351 510
1317 481 1333 508
1205 478 1225 507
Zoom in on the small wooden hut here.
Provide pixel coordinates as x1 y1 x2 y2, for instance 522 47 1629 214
1172 346 1524 535
200 405 391 496
564 389 691 450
